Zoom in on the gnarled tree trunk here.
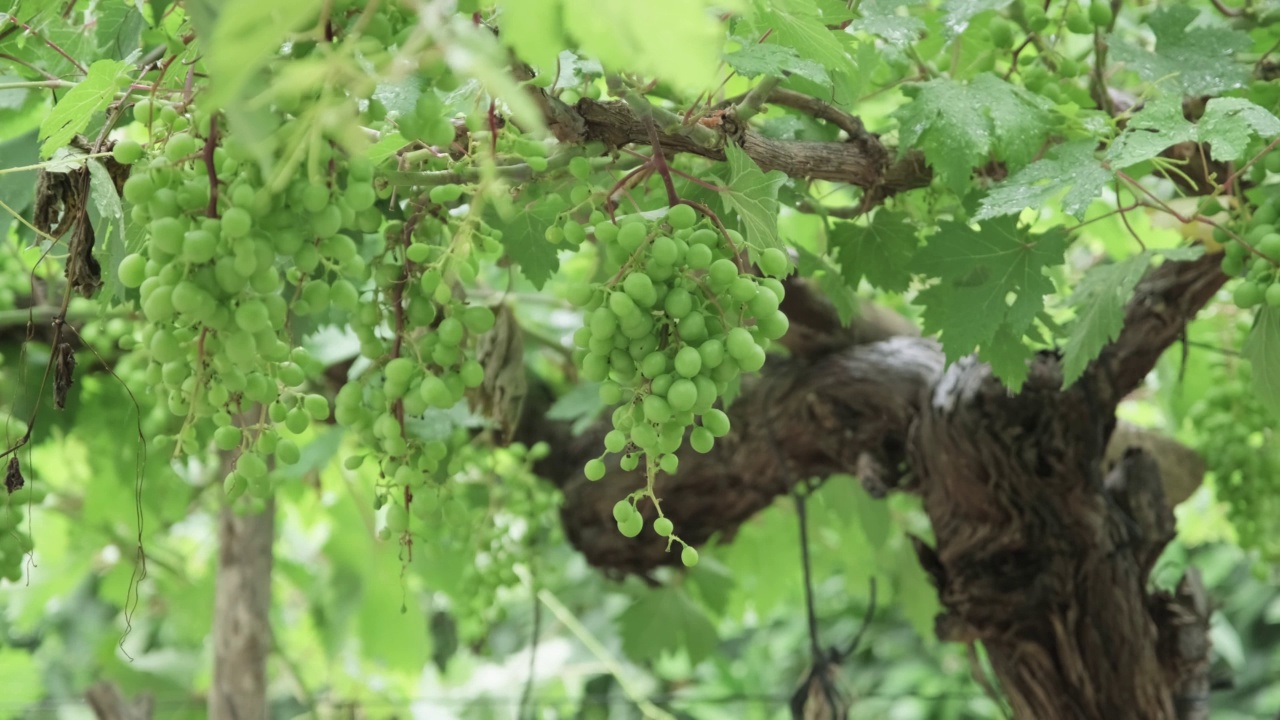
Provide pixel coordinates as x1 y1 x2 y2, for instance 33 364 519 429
529 254 1224 719
209 499 274 720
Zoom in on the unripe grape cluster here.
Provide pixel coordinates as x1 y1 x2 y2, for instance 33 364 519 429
113 102 386 500
567 203 791 561
1190 364 1280 560
1221 182 1280 309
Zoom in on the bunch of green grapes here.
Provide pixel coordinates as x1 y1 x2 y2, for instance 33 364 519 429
113 102 387 500
1189 363 1280 560
377 438 558 636
1221 189 1280 308
566 205 790 562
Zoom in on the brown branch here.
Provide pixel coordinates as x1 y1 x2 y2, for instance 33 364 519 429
1093 252 1228 405
570 97 930 202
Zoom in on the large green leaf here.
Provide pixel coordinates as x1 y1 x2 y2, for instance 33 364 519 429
38 59 128 158
977 140 1111 221
1244 308 1280 420
894 73 1054 193
1109 6 1251 96
618 586 718 664
721 142 787 253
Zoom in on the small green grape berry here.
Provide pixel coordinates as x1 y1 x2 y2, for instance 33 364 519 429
681 545 699 567
613 499 634 523
618 513 643 538
758 247 790 278
667 204 697 230
654 517 674 537
585 458 606 480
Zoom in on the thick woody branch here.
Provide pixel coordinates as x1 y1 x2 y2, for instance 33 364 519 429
1093 252 1228 405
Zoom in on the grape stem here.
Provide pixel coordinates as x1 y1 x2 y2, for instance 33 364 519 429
203 115 220 218
734 76 781 123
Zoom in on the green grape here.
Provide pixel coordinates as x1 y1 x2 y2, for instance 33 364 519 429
276 438 301 465
690 426 714 453
659 453 678 474
1065 7 1092 33
988 19 1015 49
758 247 790 278
282 407 309 434
613 500 635 523
117 253 147 288
618 513 643 538
643 394 673 423
386 503 410 533
667 204 697 230
617 221 647 252
214 425 243 451
233 300 270 333
654 516 674 536
1088 0 1113 27
1265 283 1280 308
222 206 252 238
681 545 699 567
708 258 737 287
113 140 144 165
1235 280 1265 308
224 471 248 500
703 408 730 437
585 458 606 480
686 243 713 269
667 378 697 412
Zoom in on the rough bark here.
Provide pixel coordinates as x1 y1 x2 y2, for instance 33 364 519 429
527 254 1226 718
85 682 153 720
209 500 275 720
512 60 1234 719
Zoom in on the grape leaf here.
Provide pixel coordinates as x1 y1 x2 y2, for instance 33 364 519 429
912 217 1067 365
0 131 38 241
1060 254 1152 387
0 648 42 716
562 0 724 93
446 17 548 136
755 0 852 76
1108 96 1280 169
796 246 859 324
1060 247 1204 386
981 323 1031 390
197 0 325 108
1105 95 1196 170
685 556 736 617
1244 307 1280 420
498 0 564 71
492 197 561 288
87 160 127 303
38 59 128 158
95 2 144 59
941 0 1014 38
723 42 830 87
851 0 926 46
618 586 718 664
894 73 1053 193
545 380 604 435
1198 98 1280 163
830 211 919 293
1109 6 1251 96
977 140 1111 221
721 142 787 252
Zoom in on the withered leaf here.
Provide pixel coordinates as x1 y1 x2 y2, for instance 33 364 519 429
5 457 23 494
472 303 527 444
54 342 76 410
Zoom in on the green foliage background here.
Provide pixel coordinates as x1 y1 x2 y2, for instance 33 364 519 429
0 0 1279 717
